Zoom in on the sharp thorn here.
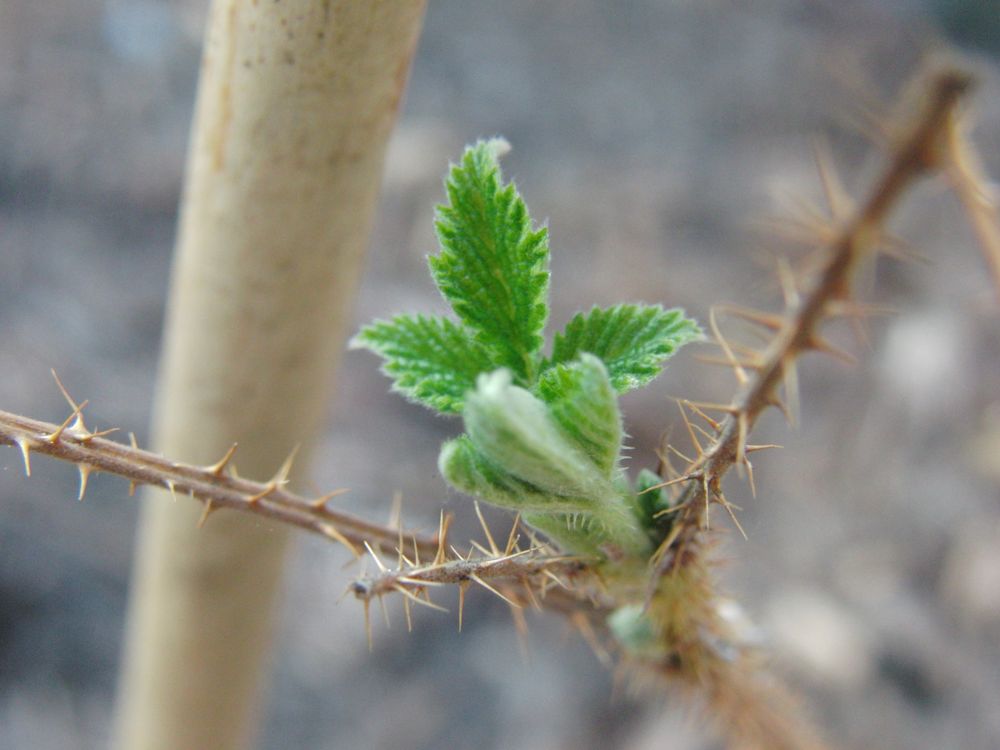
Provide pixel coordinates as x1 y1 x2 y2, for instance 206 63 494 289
676 400 738 414
434 511 452 566
15 438 32 477
469 539 492 557
197 500 215 529
470 574 520 607
504 513 522 556
77 464 92 501
715 304 786 331
520 577 542 611
665 443 694 466
270 444 300 488
806 335 858 365
412 534 422 567
541 569 569 589
364 541 389 573
320 523 360 558
677 401 704 457
458 581 469 632
50 370 86 433
643 472 700 492
246 483 275 504
709 307 748 384
45 399 89 444
718 491 749 540
746 443 782 453
474 501 500 556
205 443 239 476
745 457 757 499
571 612 613 668
84 426 118 441
310 487 350 509
393 584 448 612
401 593 413 632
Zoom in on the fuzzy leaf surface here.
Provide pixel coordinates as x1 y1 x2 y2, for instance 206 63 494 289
350 315 492 413
547 304 701 392
462 369 613 500
537 354 622 477
429 139 550 384
439 436 596 515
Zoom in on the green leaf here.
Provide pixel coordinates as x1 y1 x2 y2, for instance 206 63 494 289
547 304 701 392
439 436 595 515
429 139 550 384
633 468 675 539
350 314 493 414
522 511 617 558
462 369 613 500
537 354 622 477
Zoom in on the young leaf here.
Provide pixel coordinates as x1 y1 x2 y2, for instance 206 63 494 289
350 315 492 414
462 369 614 500
537 354 622 477
522 511 618 558
439 436 597 515
633 467 676 541
429 139 550 384
547 304 701 393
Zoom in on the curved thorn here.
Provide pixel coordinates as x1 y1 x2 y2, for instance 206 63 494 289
197 500 215 529
77 464 92 501
205 443 239 476
15 438 32 477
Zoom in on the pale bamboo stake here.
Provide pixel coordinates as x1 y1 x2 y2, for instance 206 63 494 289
114 3 426 749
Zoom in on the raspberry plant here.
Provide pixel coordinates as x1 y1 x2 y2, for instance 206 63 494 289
1 65 997 750
352 138 700 561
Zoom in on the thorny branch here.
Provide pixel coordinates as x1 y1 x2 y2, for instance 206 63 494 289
0 400 438 560
0 61 997 750
653 66 980 574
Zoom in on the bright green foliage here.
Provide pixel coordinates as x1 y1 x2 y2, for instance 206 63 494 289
547 304 701 393
354 139 700 561
350 315 492 413
438 435 579 514
461 370 615 500
429 138 549 384
634 467 677 544
537 354 622 477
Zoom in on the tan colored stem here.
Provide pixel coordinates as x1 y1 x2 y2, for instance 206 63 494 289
113 2 426 749
670 67 972 548
0 408 437 557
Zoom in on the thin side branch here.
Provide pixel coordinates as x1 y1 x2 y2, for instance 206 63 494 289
665 66 972 553
0 408 437 559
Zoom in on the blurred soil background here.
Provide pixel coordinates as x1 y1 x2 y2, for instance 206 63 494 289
1 1 1000 748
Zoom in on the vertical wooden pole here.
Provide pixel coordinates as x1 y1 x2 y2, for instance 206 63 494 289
114 2 426 748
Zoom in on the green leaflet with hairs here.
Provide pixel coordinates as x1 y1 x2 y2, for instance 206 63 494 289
353 139 699 563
